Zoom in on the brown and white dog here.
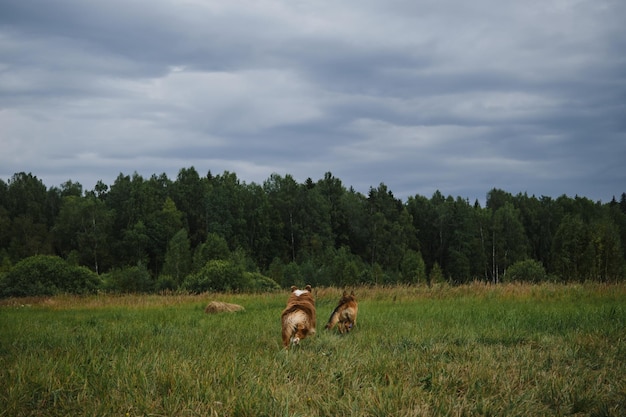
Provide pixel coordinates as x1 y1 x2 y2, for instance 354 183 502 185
281 285 316 349
325 290 358 334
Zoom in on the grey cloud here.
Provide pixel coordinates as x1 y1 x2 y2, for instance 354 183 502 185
1 0 625 204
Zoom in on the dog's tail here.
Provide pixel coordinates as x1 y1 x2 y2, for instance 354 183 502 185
325 304 341 330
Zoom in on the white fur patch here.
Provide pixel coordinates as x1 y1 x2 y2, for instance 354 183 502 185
294 289 308 296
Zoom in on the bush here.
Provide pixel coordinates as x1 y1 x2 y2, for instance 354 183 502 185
192 233 230 273
400 250 427 285
182 260 245 293
506 259 548 283
102 265 154 293
243 272 280 292
281 262 303 289
0 255 101 297
428 262 445 286
155 274 177 292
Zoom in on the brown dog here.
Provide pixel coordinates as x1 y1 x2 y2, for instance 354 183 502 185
325 290 358 334
281 285 316 348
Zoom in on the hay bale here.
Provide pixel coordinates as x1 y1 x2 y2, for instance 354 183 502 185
204 301 245 314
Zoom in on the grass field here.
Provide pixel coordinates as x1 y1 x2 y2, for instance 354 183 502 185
1 283 625 416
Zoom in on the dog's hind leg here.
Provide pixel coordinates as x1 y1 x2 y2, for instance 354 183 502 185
282 330 292 348
282 322 296 348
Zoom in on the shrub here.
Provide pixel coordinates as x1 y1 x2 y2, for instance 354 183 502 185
102 265 154 293
281 262 303 288
0 255 101 297
243 271 280 292
155 274 177 292
506 259 548 283
182 260 245 293
400 250 427 285
330 247 363 286
429 262 445 286
192 233 230 273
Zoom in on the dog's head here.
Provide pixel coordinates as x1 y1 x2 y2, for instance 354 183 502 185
339 290 356 304
290 285 312 297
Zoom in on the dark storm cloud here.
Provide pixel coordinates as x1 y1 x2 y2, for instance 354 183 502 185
1 0 625 204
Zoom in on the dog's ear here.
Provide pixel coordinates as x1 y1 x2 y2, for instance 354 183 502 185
342 290 348 297
305 284 312 292
350 291 355 297
291 286 297 292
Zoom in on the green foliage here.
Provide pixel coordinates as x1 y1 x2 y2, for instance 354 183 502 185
228 247 258 273
191 232 230 273
0 249 11 273
267 257 285 286
505 259 548 283
0 255 100 297
171 167 207 246
298 258 330 287
588 217 624 282
154 274 177 292
182 259 245 293
243 271 280 292
53 195 113 273
401 250 427 284
551 214 590 282
446 249 470 284
1 170 625 289
329 246 362 287
281 261 303 288
491 202 528 279
429 262 445 285
363 262 386 285
162 228 192 284
102 264 154 293
367 184 415 271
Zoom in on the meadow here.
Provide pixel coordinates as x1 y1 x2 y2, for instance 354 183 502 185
1 283 625 416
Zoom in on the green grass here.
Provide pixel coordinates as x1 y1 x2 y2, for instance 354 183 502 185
1 283 625 416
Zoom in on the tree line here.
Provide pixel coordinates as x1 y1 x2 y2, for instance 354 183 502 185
1 169 624 296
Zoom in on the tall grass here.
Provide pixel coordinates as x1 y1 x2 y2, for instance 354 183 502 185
1 283 625 416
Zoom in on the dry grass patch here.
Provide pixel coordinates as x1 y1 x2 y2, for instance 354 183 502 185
204 300 245 313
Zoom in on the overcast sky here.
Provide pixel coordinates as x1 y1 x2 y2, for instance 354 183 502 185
1 0 625 204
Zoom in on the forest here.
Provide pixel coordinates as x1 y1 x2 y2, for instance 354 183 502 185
1 168 625 296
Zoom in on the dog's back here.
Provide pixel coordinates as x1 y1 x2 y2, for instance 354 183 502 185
281 285 316 348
